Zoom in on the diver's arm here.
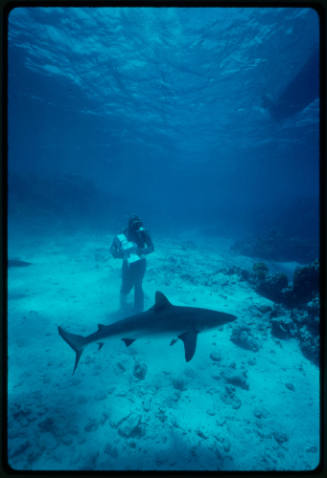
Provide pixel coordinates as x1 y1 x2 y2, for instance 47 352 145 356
110 236 124 259
138 230 154 255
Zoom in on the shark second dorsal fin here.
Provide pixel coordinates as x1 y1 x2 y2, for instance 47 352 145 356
154 291 172 311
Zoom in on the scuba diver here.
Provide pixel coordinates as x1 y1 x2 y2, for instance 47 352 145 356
110 215 154 312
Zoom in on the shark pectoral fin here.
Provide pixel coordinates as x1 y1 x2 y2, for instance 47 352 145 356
170 338 178 346
97 342 104 351
122 338 136 347
179 331 198 362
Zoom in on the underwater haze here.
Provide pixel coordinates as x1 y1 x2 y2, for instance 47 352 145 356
7 6 320 471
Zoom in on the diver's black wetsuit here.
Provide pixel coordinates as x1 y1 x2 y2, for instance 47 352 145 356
110 224 154 312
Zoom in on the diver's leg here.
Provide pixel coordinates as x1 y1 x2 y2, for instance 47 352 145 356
120 260 133 310
134 259 146 312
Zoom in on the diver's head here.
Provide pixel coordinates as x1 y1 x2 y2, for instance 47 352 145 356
128 215 143 232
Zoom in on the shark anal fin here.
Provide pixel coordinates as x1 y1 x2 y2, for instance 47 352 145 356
97 342 104 351
170 338 178 346
179 331 198 362
122 338 136 347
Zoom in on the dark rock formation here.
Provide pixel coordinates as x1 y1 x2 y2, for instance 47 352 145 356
271 316 297 339
11 403 34 426
223 265 243 276
252 262 269 280
231 230 317 264
248 260 319 310
239 260 320 367
133 362 147 380
220 385 242 409
231 326 260 352
171 377 187 391
210 352 222 362
298 326 320 365
290 306 320 336
307 296 320 317
10 440 31 458
118 413 144 438
222 369 249 390
255 304 273 315
104 444 118 457
253 407 269 419
84 419 99 433
292 261 319 304
269 304 285 318
285 383 295 391
254 271 289 303
38 417 56 433
273 431 289 445
270 307 320 366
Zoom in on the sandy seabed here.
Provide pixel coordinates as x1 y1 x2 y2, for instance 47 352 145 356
7 229 320 471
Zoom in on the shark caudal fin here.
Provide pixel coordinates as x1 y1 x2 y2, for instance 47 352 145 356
58 326 87 375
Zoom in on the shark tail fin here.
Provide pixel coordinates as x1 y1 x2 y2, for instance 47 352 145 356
58 326 87 375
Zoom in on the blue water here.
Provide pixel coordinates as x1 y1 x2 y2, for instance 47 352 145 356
7 7 320 471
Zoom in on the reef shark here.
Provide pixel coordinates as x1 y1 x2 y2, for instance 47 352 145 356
58 291 237 374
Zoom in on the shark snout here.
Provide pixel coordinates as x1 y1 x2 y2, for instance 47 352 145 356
225 312 237 323
203 310 237 330
214 311 237 326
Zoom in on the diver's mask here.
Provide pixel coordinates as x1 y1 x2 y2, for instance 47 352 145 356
132 220 143 231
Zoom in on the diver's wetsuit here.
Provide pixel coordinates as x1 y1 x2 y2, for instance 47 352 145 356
110 225 154 312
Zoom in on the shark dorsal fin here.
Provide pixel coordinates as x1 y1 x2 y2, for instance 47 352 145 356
154 291 172 311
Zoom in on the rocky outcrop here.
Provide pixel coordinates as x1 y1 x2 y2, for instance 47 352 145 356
231 230 317 263
230 260 320 366
271 316 297 339
268 299 320 366
133 362 147 380
248 260 319 309
220 385 242 409
221 369 249 390
230 326 260 352
284 261 320 307
255 272 289 303
298 326 320 365
117 413 145 438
